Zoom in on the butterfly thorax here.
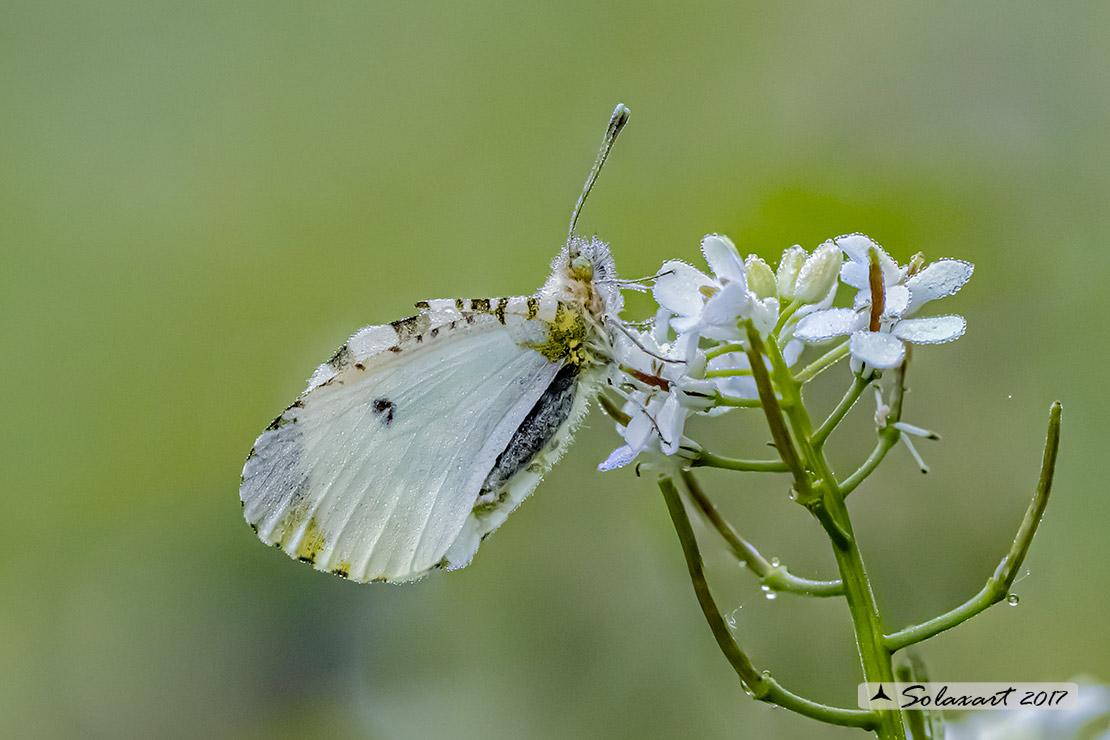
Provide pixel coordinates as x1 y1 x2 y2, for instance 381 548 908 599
536 236 622 371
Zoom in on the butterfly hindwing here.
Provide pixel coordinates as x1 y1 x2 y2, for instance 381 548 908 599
241 297 567 583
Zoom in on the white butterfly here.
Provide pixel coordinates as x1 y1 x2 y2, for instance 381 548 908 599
240 105 631 583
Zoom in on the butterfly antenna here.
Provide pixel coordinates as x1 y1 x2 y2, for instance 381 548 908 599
608 319 685 364
568 103 631 241
598 266 679 289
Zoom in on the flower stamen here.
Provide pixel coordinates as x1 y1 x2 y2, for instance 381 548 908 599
867 248 885 332
621 365 672 391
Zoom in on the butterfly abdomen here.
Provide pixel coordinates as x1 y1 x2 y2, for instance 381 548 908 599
477 363 581 505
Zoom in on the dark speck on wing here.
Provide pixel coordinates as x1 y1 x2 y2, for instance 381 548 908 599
372 398 396 426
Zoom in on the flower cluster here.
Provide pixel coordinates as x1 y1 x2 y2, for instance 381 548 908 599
602 232 973 470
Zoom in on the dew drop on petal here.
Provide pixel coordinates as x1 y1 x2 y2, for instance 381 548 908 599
770 557 780 567
764 591 777 600
1007 594 1020 606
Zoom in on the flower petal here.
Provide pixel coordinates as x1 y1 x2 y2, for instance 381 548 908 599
675 377 718 411
651 306 673 346
701 234 747 286
885 284 911 318
672 329 703 366
748 295 781 337
701 280 748 328
849 330 906 368
653 260 714 317
834 233 881 264
794 308 860 342
841 261 870 291
670 314 701 335
624 403 658 451
852 289 870 312
707 351 760 399
782 338 804 367
836 234 900 289
715 375 759 399
892 315 967 344
598 445 636 471
657 395 686 454
904 259 974 315
797 281 839 317
707 351 752 372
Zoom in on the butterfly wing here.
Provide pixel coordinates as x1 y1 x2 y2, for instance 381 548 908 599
240 301 563 583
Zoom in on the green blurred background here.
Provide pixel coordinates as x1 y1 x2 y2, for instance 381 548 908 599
3 3 1107 738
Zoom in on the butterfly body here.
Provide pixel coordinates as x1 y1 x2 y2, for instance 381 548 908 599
240 237 620 582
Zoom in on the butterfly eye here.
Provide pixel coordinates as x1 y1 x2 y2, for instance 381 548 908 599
570 255 594 281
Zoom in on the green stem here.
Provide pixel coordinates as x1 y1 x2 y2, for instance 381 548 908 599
753 325 908 740
690 449 790 473
712 392 763 409
680 469 843 597
658 476 877 730
705 367 754 378
813 374 873 449
840 431 899 496
840 364 906 496
794 341 851 383
884 402 1062 653
773 299 804 336
885 581 997 654
739 325 812 501
754 329 847 546
705 342 746 361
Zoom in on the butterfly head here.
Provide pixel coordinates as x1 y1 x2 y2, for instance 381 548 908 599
544 236 624 323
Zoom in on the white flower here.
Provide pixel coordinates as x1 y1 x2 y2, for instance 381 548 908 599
794 234 973 370
599 326 704 471
653 234 779 341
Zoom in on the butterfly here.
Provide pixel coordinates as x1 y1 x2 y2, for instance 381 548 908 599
240 105 632 583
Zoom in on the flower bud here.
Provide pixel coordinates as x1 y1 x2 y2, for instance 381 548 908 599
776 246 806 300
793 242 842 304
744 255 777 299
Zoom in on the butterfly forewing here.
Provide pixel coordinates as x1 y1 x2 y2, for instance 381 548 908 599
241 300 564 582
